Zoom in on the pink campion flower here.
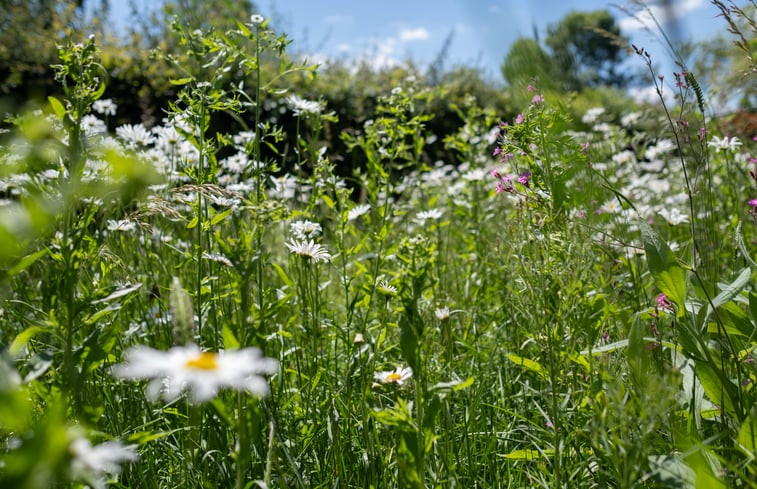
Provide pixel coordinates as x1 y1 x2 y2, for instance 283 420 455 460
495 175 513 194
490 168 502 179
748 198 757 208
698 127 706 141
531 94 543 105
750 157 757 164
656 293 674 313
527 84 535 92
517 170 531 186
501 152 514 163
492 147 502 157
515 113 525 125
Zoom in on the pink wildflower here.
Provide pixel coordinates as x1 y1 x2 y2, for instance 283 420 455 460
531 94 543 105
527 84 535 92
698 127 706 141
656 293 674 313
515 113 525 125
581 142 590 152
495 175 513 194
517 170 531 186
492 147 502 157
748 199 757 208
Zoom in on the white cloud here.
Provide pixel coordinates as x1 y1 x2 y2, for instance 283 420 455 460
619 0 705 31
399 27 430 42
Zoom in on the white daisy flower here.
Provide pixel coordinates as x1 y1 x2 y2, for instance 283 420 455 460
285 238 331 263
374 366 413 385
434 307 451 320
106 219 137 232
285 94 322 117
347 204 371 221
112 344 278 403
377 280 398 296
415 208 443 224
69 436 138 489
708 135 742 152
645 139 676 159
658 207 689 226
92 99 117 117
290 220 322 239
116 123 155 149
582 107 605 124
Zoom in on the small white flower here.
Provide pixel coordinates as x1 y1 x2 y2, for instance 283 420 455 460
374 366 413 385
290 220 322 240
377 280 398 296
658 207 689 226
285 94 322 116
81 115 107 136
250 14 264 25
69 436 138 489
601 199 622 214
415 208 443 224
434 307 451 320
92 99 117 117
582 107 605 124
232 130 256 147
620 111 641 127
645 139 676 159
708 135 742 152
347 204 371 221
116 123 155 149
285 238 331 263
612 149 637 166
112 344 278 403
107 219 137 232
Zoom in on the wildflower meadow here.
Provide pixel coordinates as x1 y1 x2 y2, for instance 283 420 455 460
1 1 756 488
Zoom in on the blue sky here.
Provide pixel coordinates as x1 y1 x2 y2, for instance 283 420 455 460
112 0 728 83
265 0 725 80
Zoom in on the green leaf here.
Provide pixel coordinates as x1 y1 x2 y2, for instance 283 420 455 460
707 268 752 319
187 215 199 229
47 96 66 119
7 248 48 278
10 326 53 357
737 407 757 457
641 222 687 313
696 362 738 419
501 448 552 460
169 77 194 86
647 455 696 488
209 208 233 226
92 282 142 304
222 324 240 350
506 353 548 380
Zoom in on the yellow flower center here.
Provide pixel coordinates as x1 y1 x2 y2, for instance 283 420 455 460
386 372 402 382
185 352 218 370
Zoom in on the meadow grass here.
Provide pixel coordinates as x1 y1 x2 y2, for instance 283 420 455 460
1 10 756 489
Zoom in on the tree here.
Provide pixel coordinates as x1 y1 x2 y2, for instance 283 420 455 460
501 38 560 92
545 10 627 90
